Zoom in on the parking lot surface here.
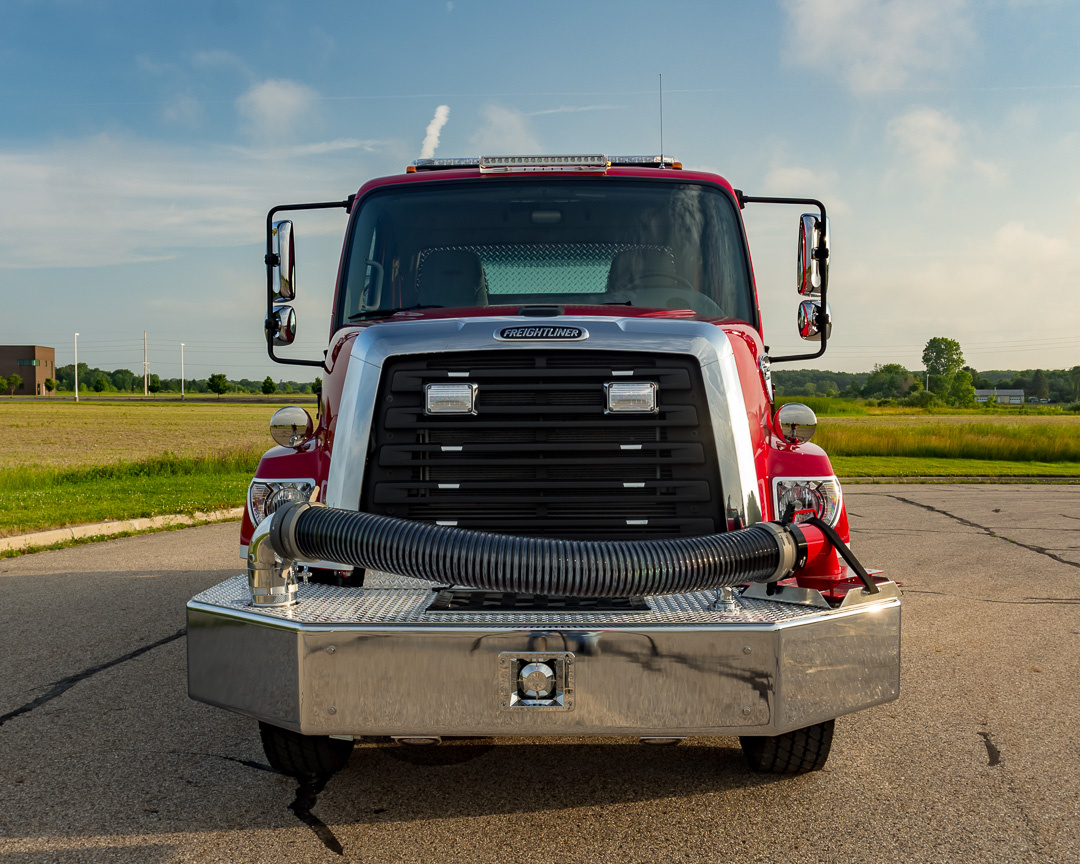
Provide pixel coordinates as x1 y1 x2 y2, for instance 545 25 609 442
1 484 1078 863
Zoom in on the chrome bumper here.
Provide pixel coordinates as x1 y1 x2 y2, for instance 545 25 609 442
187 574 900 737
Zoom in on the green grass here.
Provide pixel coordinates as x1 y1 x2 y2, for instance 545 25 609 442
833 456 1080 478
816 419 1080 462
0 450 259 537
776 396 868 415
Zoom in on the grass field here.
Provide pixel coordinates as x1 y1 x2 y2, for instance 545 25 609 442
0 401 277 537
1 399 1078 540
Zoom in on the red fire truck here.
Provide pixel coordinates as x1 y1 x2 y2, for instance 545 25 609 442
187 155 900 778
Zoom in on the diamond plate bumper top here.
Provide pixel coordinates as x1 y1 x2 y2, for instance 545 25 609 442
187 574 900 737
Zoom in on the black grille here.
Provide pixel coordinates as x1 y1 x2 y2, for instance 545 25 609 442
359 350 724 539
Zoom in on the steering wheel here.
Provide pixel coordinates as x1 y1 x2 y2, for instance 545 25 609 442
620 273 726 316
622 271 697 293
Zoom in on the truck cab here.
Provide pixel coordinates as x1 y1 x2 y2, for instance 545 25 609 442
187 155 900 778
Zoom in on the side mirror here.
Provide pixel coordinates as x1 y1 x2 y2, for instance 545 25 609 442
798 299 832 342
797 214 829 296
267 305 297 346
272 220 296 300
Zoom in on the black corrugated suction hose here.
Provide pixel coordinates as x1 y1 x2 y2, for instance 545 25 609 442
269 503 805 598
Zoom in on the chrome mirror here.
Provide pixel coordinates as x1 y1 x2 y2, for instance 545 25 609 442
797 214 829 296
267 305 297 346
773 402 818 444
270 406 313 448
272 220 295 301
798 299 831 342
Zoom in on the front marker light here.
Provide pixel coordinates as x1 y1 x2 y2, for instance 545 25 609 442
774 477 842 526
605 381 658 413
425 383 477 414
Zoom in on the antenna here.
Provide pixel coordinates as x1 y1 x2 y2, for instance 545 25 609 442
659 73 664 164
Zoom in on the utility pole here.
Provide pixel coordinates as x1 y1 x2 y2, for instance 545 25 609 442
74 332 79 402
143 331 148 396
180 343 185 400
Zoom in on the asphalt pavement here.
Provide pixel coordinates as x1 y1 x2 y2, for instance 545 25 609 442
1 484 1077 863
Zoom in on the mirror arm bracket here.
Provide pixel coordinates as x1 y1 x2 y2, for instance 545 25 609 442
736 193 829 364
265 197 353 369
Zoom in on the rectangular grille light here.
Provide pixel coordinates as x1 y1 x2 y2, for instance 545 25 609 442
605 381 658 413
425 383 477 414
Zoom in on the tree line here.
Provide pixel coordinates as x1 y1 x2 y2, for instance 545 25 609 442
773 338 1080 407
40 364 320 396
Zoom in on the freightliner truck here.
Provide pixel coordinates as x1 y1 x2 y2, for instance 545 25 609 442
186 154 900 778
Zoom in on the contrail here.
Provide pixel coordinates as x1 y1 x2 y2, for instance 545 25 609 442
420 105 450 158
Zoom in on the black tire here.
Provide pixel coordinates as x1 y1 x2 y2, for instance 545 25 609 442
259 722 353 777
740 719 834 774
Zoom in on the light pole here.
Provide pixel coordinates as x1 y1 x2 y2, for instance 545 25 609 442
180 343 185 400
74 332 80 402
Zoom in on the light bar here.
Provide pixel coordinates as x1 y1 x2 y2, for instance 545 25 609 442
479 155 608 174
425 383 478 414
411 157 481 171
608 155 681 169
605 381 658 413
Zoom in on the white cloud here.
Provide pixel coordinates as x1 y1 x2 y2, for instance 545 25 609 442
470 105 541 154
887 107 962 173
420 105 450 159
236 79 321 140
886 107 1006 186
161 92 203 127
0 133 397 269
781 0 973 91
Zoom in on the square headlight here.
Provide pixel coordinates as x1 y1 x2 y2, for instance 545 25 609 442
425 383 477 414
605 381 658 413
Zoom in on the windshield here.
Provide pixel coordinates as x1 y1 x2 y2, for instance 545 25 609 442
338 178 754 324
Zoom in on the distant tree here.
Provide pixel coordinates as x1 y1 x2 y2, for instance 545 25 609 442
262 376 276 395
1030 369 1049 401
5 374 22 395
862 363 914 399
947 370 976 407
148 373 161 394
44 378 56 396
313 376 323 394
922 337 965 379
207 373 229 397
1071 366 1080 402
93 376 107 392
111 369 135 392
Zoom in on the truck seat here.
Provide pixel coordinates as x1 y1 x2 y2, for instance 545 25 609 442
605 247 679 292
417 250 488 308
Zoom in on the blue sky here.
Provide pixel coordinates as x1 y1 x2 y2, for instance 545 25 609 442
3 0 1079 379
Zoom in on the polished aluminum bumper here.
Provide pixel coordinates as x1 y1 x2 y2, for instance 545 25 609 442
187 574 900 737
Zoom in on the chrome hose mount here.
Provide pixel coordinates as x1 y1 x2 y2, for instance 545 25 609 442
262 502 813 600
247 515 299 607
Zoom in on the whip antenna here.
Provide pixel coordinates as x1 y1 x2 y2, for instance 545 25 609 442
659 73 664 164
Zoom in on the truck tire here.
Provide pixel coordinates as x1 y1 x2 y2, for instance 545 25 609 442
258 722 353 777
739 719 834 774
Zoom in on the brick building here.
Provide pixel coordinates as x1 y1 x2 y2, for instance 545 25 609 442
0 346 57 396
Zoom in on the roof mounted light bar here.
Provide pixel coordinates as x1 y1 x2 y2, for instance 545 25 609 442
408 154 682 173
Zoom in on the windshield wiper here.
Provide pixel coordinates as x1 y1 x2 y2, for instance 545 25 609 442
348 304 444 321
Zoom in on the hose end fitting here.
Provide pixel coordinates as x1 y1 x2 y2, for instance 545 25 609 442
757 522 805 583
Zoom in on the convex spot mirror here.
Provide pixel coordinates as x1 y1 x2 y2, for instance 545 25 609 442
267 305 297 346
270 405 314 448
272 220 296 301
798 299 832 342
797 214 829 296
773 402 818 444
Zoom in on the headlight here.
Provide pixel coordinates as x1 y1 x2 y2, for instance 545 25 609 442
773 476 842 526
248 479 315 524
